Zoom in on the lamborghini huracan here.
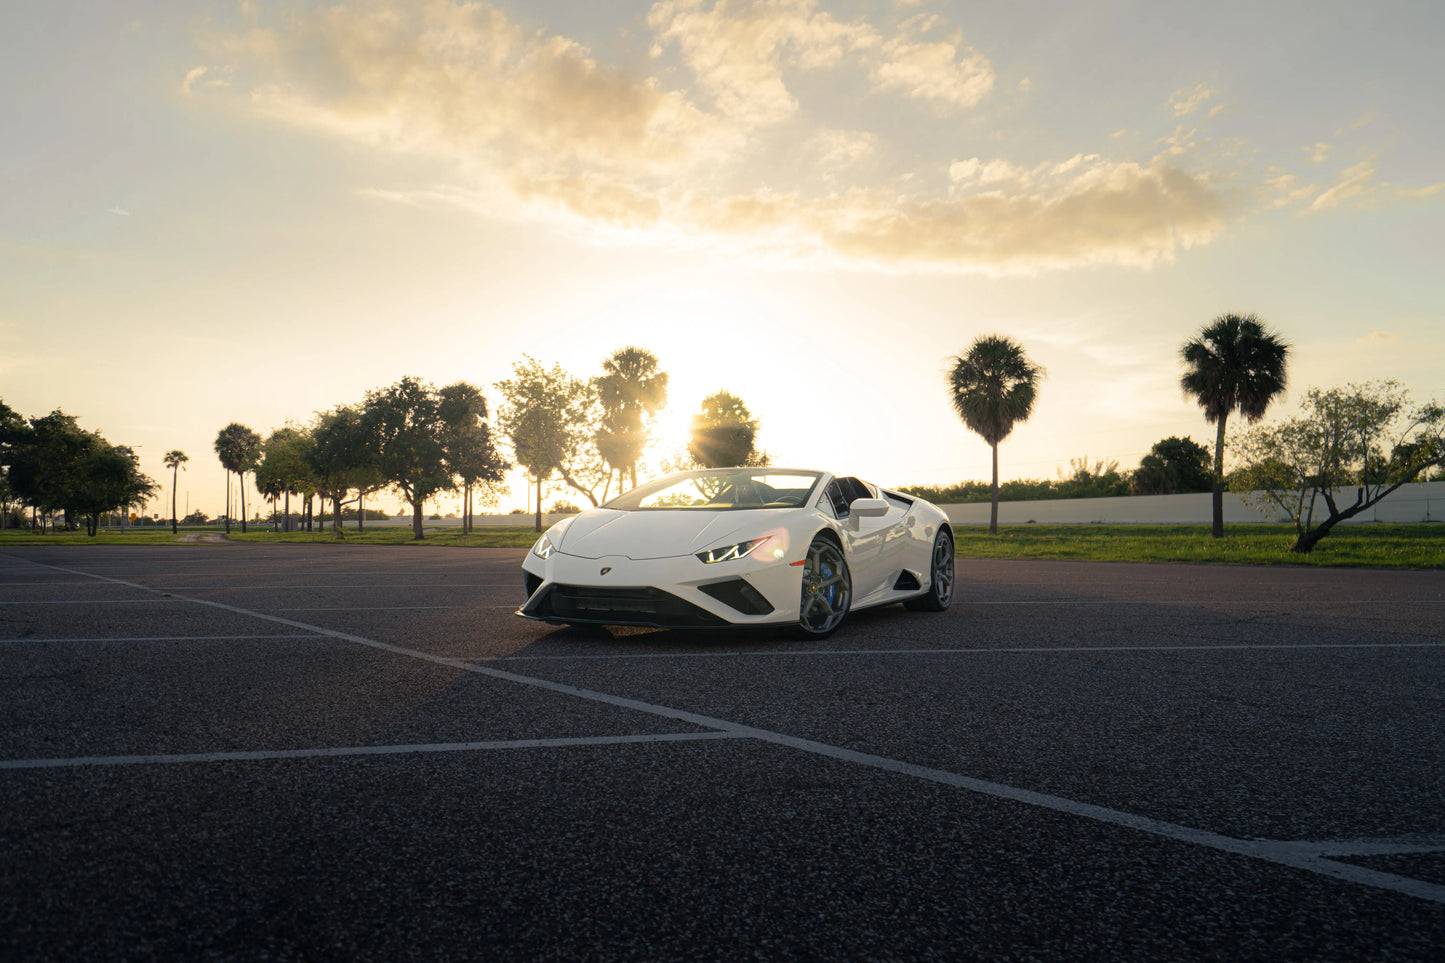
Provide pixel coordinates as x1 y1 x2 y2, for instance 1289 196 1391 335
518 468 954 638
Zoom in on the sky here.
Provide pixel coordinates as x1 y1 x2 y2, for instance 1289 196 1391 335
3 0 1443 518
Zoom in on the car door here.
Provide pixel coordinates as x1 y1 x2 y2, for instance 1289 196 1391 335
833 477 910 606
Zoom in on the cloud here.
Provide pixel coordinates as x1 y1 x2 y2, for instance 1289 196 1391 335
106 206 131 216
647 0 992 122
1261 170 1318 210
1358 330 1399 344
1263 156 1442 214
196 0 1228 274
180 64 229 95
208 1 729 176
181 66 208 94
817 156 1225 273
1311 159 1376 211
871 13 994 110
804 128 878 181
668 154 1226 273
1307 142 1332 164
1396 182 1445 201
1167 82 1216 118
647 0 876 126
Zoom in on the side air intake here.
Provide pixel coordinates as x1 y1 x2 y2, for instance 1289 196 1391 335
698 578 775 616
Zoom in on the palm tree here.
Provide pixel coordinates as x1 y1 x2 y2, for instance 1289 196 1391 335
595 347 669 493
947 335 1045 535
688 391 759 469
163 450 188 534
1180 313 1290 538
214 423 262 535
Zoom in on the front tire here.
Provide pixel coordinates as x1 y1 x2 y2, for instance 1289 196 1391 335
904 529 954 612
793 536 851 639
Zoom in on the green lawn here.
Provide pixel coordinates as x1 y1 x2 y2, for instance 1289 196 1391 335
951 523 1444 568
3 523 1441 568
0 526 543 548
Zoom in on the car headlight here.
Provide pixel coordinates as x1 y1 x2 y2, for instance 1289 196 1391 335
696 536 771 564
532 533 557 559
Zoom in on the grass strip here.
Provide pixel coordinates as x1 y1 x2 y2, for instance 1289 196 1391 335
952 524 1444 569
0 527 542 548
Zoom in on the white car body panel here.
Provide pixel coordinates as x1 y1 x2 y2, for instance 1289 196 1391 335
518 468 951 630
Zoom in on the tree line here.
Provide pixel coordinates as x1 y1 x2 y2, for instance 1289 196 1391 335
901 441 1216 506
939 313 1444 552
192 346 769 539
202 376 509 541
0 345 771 538
492 350 769 531
0 403 157 534
6 324 1441 553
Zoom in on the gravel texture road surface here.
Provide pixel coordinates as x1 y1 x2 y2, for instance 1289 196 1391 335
2 543 1443 960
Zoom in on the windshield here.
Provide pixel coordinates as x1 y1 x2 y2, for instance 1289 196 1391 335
604 469 822 511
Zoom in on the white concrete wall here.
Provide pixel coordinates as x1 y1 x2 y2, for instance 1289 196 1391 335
359 481 1445 529
368 513 575 529
938 481 1445 527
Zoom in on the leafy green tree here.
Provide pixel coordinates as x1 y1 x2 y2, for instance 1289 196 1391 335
1132 436 1213 495
688 391 762 469
1054 457 1129 499
496 357 607 531
1234 380 1445 553
214 422 262 534
595 347 669 496
361 377 461 540
67 443 158 536
946 335 1045 535
6 410 155 535
163 450 189 533
0 400 25 528
255 426 315 533
438 382 508 534
1180 313 1290 538
305 405 379 536
7 411 92 531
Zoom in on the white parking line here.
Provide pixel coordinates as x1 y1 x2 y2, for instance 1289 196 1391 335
0 599 182 605
0 731 742 770
1278 836 1445 857
264 606 458 612
496 641 1445 661
17 557 1445 906
0 634 324 645
150 583 521 590
965 599 1445 606
460 662 1445 906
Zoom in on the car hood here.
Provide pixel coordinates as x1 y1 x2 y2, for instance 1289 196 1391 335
555 508 798 560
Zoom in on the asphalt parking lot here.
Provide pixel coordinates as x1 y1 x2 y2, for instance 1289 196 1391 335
2 543 1443 961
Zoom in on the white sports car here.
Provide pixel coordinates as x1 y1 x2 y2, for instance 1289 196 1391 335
518 468 954 638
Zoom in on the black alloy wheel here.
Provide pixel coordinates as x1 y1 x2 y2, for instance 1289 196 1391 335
794 535 852 638
904 529 954 612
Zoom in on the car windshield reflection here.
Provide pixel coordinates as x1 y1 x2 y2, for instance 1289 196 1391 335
603 469 823 511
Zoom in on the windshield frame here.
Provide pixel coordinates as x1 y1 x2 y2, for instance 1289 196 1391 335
602 469 824 512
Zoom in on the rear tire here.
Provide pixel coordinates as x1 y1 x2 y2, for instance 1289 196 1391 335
792 535 851 639
904 529 954 612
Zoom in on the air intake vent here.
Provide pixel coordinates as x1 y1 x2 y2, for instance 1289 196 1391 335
699 578 774 616
892 570 922 592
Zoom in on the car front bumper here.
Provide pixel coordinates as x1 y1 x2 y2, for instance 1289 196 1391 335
519 550 802 628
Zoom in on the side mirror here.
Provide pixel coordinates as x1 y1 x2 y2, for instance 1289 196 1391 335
847 497 889 530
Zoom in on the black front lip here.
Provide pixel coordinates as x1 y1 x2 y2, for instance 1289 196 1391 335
517 583 730 628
